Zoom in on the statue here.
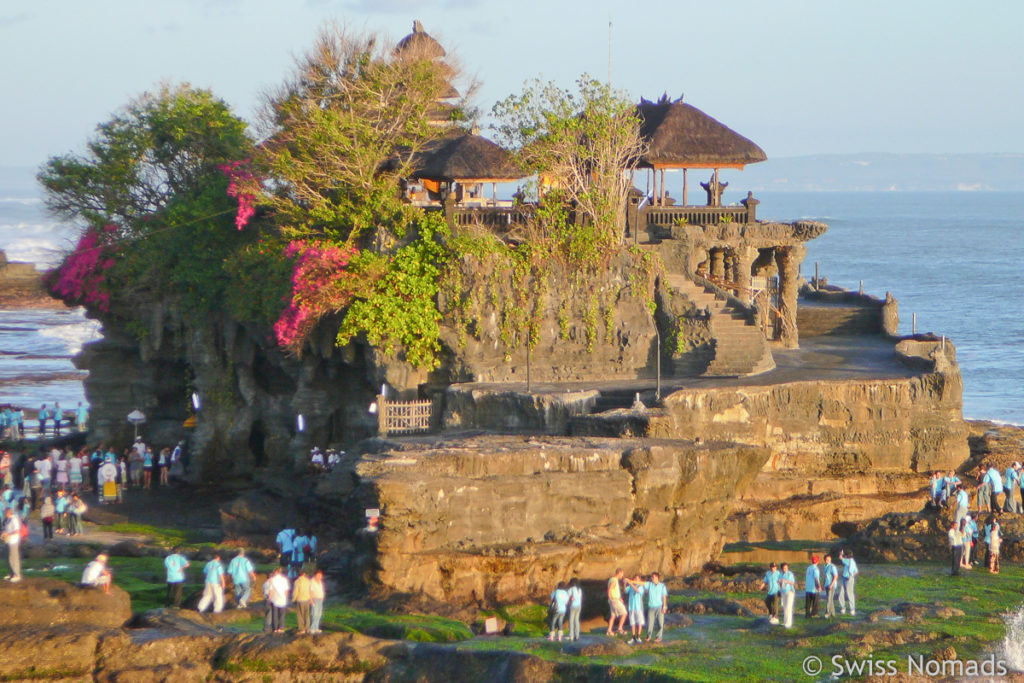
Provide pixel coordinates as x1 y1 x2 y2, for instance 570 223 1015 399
700 174 728 207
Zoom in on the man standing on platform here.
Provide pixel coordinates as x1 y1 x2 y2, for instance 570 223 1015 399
822 553 839 618
759 562 780 625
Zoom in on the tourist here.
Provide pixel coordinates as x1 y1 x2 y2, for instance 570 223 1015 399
989 519 1001 574
98 458 117 503
624 573 646 644
309 448 324 472
1005 463 1021 513
227 549 256 609
81 554 112 593
779 562 796 629
40 495 54 540
930 471 943 508
948 519 964 577
37 404 49 435
158 448 170 486
309 570 325 634
327 450 341 469
2 507 22 582
566 577 583 642
197 554 226 614
128 447 142 489
954 484 970 527
68 493 86 536
267 567 290 633
68 452 83 493
838 549 858 616
606 568 627 636
164 548 190 608
302 529 318 571
36 454 52 495
53 401 63 434
644 572 668 643
548 581 569 641
262 572 274 632
55 454 69 491
977 469 991 513
822 554 839 618
76 402 88 432
804 555 821 618
276 526 296 569
54 489 68 535
116 457 127 502
759 562 781 624
963 515 976 567
292 529 309 578
986 463 1005 511
293 569 313 634
142 444 154 490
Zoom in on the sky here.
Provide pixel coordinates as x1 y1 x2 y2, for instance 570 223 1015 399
2 0 1023 169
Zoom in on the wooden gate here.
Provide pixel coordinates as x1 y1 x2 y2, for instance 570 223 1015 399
377 395 436 437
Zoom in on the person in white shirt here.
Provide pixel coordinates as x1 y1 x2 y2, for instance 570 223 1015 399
267 567 290 633
81 554 112 593
2 508 22 582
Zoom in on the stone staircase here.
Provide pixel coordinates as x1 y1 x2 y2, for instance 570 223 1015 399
662 273 775 377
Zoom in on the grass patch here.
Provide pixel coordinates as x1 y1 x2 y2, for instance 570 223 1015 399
102 522 208 547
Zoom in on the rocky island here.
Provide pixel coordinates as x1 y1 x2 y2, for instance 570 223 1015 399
10 19 1016 683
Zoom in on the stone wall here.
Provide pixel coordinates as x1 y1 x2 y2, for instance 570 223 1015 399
798 286 899 337
340 435 769 606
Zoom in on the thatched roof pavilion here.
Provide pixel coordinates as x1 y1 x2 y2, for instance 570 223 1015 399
637 95 766 206
409 133 525 184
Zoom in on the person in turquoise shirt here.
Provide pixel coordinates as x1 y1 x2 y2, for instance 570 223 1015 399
54 491 68 535
1004 464 1020 513
227 549 256 609
779 563 797 629
838 549 859 615
822 554 839 618
164 550 190 608
37 404 50 435
804 556 821 618
759 562 781 624
76 402 88 432
197 554 226 614
548 581 569 641
644 572 669 643
624 574 646 644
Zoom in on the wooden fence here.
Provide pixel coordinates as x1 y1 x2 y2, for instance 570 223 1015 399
376 395 436 437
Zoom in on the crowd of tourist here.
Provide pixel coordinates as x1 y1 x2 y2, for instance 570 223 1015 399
931 463 1019 576
758 550 859 629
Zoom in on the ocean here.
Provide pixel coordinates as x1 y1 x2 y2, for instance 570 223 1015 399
1 172 1021 424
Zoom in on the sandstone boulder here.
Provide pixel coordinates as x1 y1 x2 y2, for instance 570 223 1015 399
0 577 131 629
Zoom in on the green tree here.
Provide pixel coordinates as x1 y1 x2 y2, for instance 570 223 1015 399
40 83 260 317
255 23 470 247
492 76 646 254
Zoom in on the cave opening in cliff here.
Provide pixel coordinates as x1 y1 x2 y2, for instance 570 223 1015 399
248 419 268 467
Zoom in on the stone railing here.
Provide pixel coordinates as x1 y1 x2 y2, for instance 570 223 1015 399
451 205 536 231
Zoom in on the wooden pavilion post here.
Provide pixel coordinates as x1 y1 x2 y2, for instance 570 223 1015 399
682 168 688 206
660 169 666 205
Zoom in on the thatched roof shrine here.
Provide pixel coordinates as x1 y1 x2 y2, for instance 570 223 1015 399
409 133 525 183
637 95 767 169
394 20 446 59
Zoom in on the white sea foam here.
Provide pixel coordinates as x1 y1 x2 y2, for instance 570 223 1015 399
1000 604 1024 671
0 237 66 268
37 317 102 355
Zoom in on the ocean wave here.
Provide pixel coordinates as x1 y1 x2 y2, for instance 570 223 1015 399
37 319 102 355
0 371 87 385
0 236 66 268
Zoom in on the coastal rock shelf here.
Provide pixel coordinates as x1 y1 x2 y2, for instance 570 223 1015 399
338 435 768 606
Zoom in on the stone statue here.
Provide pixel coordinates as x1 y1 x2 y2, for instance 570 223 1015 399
700 175 728 207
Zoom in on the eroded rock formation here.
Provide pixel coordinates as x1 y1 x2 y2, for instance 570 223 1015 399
330 434 768 606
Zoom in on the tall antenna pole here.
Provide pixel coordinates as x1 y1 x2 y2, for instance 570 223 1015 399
608 17 612 86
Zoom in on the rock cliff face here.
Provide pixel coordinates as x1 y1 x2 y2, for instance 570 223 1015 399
334 434 768 606
645 338 968 542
